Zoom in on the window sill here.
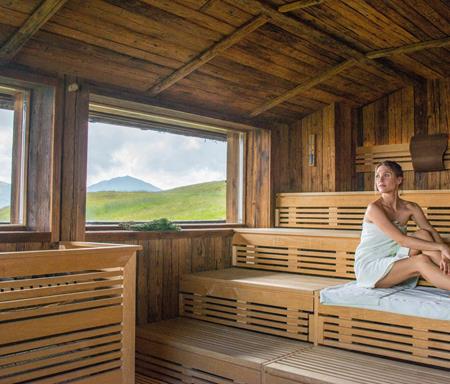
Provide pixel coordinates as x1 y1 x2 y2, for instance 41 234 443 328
0 230 51 243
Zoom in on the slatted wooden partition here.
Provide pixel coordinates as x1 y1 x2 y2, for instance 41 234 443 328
233 229 359 279
356 142 450 172
0 242 139 384
315 302 450 369
275 190 450 234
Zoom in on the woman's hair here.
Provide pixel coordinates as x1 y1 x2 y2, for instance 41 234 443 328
374 161 403 192
375 160 404 178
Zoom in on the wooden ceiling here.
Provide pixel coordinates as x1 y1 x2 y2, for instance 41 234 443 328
0 0 449 126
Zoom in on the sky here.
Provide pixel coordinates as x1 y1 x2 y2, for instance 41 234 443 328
87 122 227 190
0 109 13 184
0 112 228 190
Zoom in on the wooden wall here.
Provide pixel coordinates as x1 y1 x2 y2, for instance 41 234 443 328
271 102 353 194
358 78 450 190
85 230 233 325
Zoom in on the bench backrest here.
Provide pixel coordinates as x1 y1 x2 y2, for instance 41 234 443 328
232 229 432 286
275 190 450 234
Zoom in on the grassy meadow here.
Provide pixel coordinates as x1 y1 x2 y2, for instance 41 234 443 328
86 180 226 222
0 181 226 223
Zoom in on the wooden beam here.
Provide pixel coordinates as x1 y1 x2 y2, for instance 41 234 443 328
278 0 326 13
148 14 269 96
250 59 357 117
0 0 69 65
366 37 450 60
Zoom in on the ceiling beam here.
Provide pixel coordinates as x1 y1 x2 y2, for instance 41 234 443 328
148 14 269 96
278 0 327 13
251 36 450 116
0 0 69 65
366 36 450 60
250 59 357 117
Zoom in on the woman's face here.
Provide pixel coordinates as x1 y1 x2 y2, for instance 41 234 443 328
375 165 402 193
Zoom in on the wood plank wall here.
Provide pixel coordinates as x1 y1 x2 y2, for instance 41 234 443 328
272 102 353 194
359 78 450 190
85 230 233 325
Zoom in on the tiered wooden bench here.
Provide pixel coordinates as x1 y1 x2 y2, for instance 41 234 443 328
139 189 450 382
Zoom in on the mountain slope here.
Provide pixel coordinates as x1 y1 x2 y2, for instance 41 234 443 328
86 180 225 222
88 176 161 192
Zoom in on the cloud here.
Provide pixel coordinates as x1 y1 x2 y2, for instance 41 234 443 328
87 122 227 190
0 109 13 183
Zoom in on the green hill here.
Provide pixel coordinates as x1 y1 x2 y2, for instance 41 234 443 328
0 206 9 222
86 180 226 222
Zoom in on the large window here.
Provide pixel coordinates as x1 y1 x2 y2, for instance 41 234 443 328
0 86 28 225
86 100 244 224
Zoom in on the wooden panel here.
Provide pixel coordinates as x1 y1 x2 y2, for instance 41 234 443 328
60 76 89 241
0 242 139 384
233 230 358 279
272 102 353 196
136 318 309 384
359 79 450 191
245 128 271 227
275 190 450 234
86 231 233 324
264 346 450 384
316 304 450 369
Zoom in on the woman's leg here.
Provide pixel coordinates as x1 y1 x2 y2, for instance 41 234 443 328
376 254 450 290
409 229 442 266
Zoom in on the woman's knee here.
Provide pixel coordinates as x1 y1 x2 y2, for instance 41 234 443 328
412 253 433 271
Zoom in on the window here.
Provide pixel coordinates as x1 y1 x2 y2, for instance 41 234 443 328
0 85 29 225
86 99 244 224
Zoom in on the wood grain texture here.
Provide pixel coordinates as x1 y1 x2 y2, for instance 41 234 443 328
359 79 450 190
0 0 69 64
85 231 233 324
59 76 89 241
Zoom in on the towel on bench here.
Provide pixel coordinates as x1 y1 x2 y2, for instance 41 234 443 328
320 282 450 320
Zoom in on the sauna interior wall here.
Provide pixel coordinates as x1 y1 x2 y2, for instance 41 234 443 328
272 78 450 194
359 78 450 190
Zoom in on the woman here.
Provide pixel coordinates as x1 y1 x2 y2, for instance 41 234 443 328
355 160 450 290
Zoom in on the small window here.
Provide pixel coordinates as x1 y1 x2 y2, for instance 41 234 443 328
0 86 29 225
86 101 244 224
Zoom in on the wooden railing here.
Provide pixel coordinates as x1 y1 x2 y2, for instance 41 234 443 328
0 241 140 384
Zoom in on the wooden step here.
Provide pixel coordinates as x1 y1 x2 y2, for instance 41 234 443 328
264 346 450 384
136 318 309 384
179 267 346 341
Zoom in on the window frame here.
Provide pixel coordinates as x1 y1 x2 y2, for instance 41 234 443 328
86 95 247 227
0 84 30 227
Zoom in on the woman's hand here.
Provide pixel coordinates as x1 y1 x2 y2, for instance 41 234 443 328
440 256 450 274
440 244 450 260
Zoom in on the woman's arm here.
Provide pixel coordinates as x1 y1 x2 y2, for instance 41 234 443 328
409 202 444 244
366 203 450 259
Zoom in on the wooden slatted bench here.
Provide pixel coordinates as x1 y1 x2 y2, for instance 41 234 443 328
179 268 346 341
264 346 450 384
275 190 450 234
136 318 309 384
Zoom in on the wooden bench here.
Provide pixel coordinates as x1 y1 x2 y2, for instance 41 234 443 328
179 268 345 341
136 318 309 383
264 346 450 384
275 190 450 233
